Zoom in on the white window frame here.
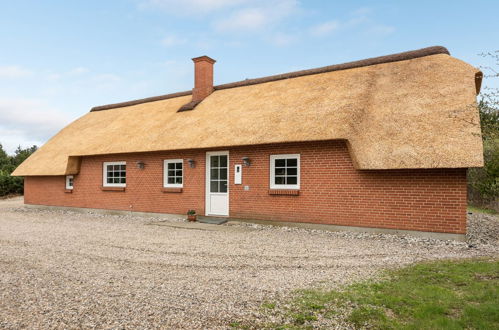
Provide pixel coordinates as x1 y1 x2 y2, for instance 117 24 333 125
270 154 300 190
65 175 74 190
163 159 184 188
103 161 127 187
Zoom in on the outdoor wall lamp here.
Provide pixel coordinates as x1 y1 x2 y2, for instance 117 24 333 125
187 159 196 168
136 161 145 169
242 157 251 167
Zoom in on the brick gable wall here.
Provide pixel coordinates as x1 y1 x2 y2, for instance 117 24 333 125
24 140 467 234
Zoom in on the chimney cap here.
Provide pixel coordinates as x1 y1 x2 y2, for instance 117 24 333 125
192 55 216 64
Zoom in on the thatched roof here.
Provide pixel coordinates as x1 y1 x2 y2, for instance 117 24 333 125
13 46 483 176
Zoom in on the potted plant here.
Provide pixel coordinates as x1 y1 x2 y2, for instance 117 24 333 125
187 209 197 222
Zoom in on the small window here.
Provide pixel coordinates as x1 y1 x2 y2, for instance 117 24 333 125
66 175 74 190
164 159 183 188
270 154 300 189
103 161 126 187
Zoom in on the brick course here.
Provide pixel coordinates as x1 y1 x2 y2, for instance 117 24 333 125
24 140 467 234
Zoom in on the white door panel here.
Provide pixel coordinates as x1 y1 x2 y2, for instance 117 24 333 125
205 151 229 216
209 194 227 215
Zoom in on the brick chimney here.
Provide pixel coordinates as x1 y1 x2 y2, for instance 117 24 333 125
177 55 216 112
192 55 216 102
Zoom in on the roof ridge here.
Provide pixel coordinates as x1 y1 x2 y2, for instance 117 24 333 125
90 46 449 112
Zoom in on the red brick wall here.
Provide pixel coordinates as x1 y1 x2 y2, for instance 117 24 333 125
24 141 468 234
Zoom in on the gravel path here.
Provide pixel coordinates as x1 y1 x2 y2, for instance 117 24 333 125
0 197 497 329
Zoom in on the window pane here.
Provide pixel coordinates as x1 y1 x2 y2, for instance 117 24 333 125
287 158 297 167
168 177 175 184
275 159 286 167
175 177 182 184
104 163 126 185
219 168 227 180
210 169 219 179
220 155 227 167
210 180 219 193
287 168 297 176
175 170 182 177
168 163 175 170
176 162 182 169
220 181 227 192
210 156 219 167
275 176 285 185
168 170 175 177
287 176 297 185
275 168 285 175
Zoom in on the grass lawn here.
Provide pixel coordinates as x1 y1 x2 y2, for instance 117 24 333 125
233 259 499 329
468 205 498 215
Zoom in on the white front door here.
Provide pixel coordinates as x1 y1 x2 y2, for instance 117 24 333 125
205 151 229 216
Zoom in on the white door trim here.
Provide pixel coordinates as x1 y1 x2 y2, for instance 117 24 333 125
205 151 229 216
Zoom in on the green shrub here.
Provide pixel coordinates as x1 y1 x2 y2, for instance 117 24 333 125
468 98 499 207
0 144 37 197
468 137 499 203
469 52 499 208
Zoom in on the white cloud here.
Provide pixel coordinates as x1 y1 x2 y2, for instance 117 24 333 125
144 0 300 46
267 32 297 46
308 7 395 39
366 25 396 36
68 67 89 75
347 7 371 26
45 67 89 81
213 0 299 33
140 0 246 15
160 34 187 47
0 66 32 79
214 8 268 31
309 21 340 37
0 128 41 154
0 98 73 153
46 73 62 81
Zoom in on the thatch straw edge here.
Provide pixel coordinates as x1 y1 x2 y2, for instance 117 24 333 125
91 91 192 112
91 46 449 112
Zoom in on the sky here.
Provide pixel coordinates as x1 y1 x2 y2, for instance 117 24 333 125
1 0 498 154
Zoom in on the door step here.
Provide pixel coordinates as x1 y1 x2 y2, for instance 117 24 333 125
197 216 228 225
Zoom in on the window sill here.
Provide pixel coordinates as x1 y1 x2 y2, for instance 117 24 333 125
64 189 73 193
161 187 183 193
101 186 126 192
268 189 300 196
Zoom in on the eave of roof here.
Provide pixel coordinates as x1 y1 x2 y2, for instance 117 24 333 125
90 45 450 112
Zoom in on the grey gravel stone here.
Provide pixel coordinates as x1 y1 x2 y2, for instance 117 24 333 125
0 197 497 329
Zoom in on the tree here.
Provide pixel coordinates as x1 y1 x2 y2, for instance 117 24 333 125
0 144 9 169
468 51 499 207
11 145 38 167
0 144 38 197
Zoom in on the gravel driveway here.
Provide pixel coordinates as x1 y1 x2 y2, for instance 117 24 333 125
0 197 497 329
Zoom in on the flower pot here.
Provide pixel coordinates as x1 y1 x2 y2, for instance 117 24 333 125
187 214 197 222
